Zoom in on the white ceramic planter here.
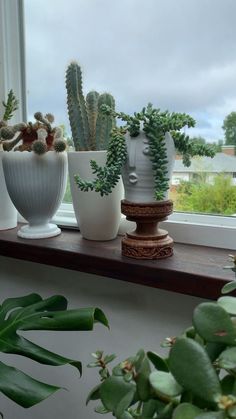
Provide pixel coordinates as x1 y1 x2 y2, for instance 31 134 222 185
0 151 17 230
122 131 175 203
68 151 123 240
3 151 67 239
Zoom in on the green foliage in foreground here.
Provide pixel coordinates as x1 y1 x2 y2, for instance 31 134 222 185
174 174 236 215
0 293 108 411
87 258 236 418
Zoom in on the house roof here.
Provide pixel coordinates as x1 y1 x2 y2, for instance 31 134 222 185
173 153 236 173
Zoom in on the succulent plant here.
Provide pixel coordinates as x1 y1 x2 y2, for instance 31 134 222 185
75 104 215 200
65 61 116 151
0 90 19 151
1 112 67 155
87 258 236 419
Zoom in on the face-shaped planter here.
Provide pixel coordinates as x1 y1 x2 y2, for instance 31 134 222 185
122 131 175 203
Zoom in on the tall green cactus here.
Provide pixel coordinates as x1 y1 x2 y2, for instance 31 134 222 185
66 61 115 151
95 93 116 150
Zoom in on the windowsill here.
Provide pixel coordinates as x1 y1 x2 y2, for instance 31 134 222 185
0 224 235 300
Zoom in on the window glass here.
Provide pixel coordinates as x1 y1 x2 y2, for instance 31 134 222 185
24 0 236 214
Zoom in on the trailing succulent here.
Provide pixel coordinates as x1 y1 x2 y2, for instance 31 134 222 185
75 103 215 200
66 61 116 151
0 109 67 155
87 256 236 419
0 293 108 415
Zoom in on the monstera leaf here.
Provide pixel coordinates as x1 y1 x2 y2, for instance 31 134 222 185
0 293 108 408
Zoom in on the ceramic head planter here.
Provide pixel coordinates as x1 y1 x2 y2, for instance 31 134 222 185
75 104 216 259
2 112 68 239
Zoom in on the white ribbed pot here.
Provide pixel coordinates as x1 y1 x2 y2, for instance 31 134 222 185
0 151 17 230
2 151 67 239
122 131 175 203
68 151 123 240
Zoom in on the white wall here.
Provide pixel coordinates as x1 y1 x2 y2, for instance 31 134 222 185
0 255 205 419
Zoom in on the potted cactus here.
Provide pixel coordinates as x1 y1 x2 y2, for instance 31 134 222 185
2 111 67 239
75 104 215 258
87 258 236 419
0 90 18 230
65 61 123 241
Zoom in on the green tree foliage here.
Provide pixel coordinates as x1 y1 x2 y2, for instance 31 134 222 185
174 174 236 215
222 112 236 146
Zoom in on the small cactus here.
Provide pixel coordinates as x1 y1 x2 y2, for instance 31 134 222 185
2 111 66 154
32 140 47 155
66 61 116 151
0 126 15 140
54 139 67 153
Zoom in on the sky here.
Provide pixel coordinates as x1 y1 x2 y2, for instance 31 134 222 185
24 0 236 142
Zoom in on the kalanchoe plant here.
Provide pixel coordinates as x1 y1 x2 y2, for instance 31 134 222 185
0 293 108 415
1 111 67 155
75 104 215 200
66 61 116 151
87 259 236 418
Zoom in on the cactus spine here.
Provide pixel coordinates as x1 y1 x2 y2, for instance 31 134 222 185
66 61 116 151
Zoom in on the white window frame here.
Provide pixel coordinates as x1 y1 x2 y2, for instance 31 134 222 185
1 0 236 250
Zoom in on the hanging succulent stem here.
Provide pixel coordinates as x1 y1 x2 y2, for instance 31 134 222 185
75 103 216 200
75 127 127 196
66 61 116 151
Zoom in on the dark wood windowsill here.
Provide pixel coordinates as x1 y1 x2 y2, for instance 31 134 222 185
0 225 235 300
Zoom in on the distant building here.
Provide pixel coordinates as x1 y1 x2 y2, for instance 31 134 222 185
172 146 236 186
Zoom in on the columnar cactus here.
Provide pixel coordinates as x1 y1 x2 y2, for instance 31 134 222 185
66 61 116 151
0 90 19 150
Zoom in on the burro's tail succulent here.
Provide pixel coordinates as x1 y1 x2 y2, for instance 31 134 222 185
65 61 116 151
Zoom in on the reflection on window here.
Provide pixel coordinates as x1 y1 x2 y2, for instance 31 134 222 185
24 0 236 215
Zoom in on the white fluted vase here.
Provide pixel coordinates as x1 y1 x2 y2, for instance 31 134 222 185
3 151 67 239
0 151 17 230
68 151 123 240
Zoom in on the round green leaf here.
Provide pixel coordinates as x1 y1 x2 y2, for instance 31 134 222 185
100 376 136 413
193 302 236 344
149 371 183 397
221 281 236 295
173 403 202 419
218 297 236 315
169 337 221 403
218 347 236 369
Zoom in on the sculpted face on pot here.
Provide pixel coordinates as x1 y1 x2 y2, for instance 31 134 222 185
122 131 175 203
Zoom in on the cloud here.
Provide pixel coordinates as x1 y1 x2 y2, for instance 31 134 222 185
24 0 236 141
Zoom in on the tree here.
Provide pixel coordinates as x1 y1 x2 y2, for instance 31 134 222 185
174 175 236 215
222 112 236 145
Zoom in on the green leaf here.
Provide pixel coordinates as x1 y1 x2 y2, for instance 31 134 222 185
221 375 236 395
136 353 152 401
149 371 182 397
147 351 169 372
0 293 108 408
115 389 136 418
94 404 110 414
169 338 221 403
0 361 60 408
86 384 101 405
104 354 116 364
100 376 136 414
221 281 236 294
193 302 236 345
218 297 236 315
195 413 225 419
218 347 236 369
173 403 202 419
